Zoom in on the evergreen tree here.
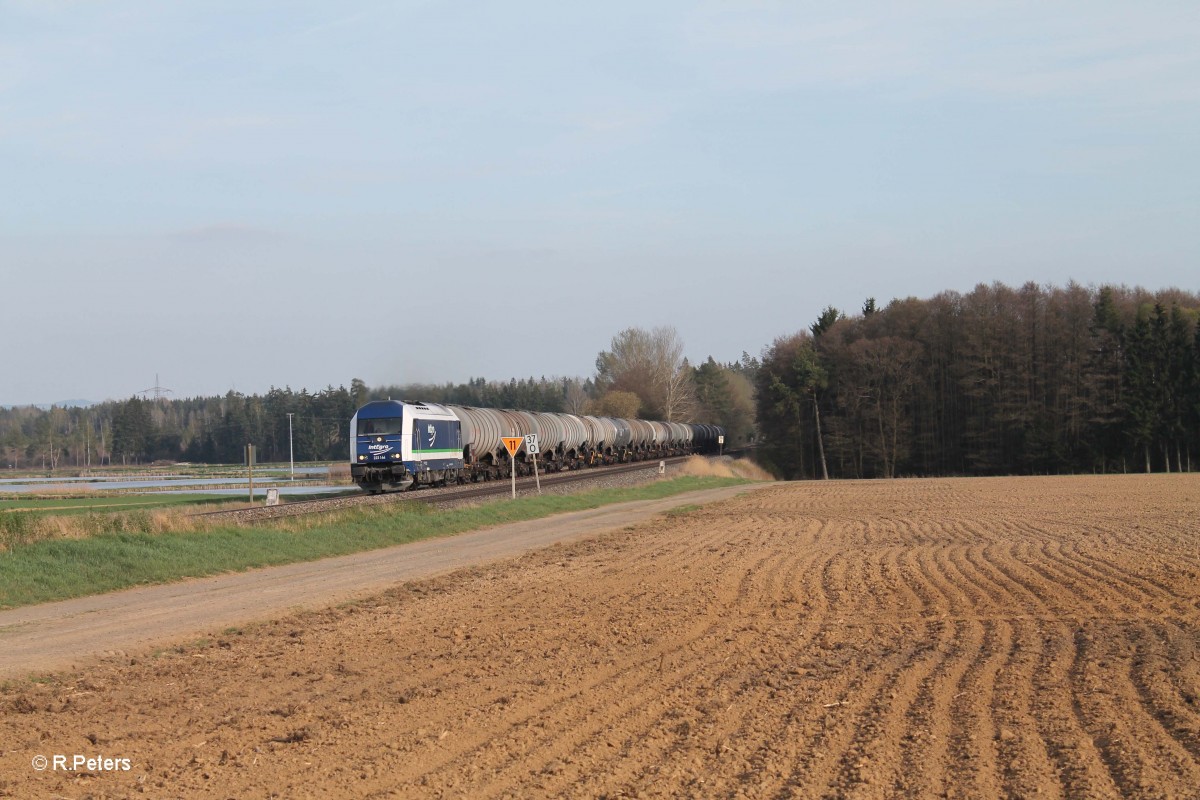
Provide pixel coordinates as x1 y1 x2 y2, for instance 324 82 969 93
111 397 152 464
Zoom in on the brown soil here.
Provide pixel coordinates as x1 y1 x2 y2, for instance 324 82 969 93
2 474 1199 799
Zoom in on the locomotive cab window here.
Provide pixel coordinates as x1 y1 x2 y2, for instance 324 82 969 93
358 417 404 436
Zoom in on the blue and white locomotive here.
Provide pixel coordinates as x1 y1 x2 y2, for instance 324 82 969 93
350 400 464 492
350 398 727 493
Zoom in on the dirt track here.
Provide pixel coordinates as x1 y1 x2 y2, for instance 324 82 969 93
3 474 1199 799
0 483 763 679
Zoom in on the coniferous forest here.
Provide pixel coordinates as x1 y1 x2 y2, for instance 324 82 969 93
2 281 1197 479
755 282 1199 479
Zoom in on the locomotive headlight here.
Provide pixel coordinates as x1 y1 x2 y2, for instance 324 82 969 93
376 436 383 443
358 455 365 461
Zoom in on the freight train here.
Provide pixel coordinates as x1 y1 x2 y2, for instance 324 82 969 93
350 400 725 493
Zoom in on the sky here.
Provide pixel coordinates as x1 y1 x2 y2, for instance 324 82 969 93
1 1 1197 406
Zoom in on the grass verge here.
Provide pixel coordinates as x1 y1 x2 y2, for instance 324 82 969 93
0 475 748 610
0 494 234 516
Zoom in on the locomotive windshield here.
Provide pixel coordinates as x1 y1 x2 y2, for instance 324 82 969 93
357 416 404 436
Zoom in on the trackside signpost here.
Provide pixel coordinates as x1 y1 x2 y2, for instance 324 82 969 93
502 436 523 499
525 433 542 494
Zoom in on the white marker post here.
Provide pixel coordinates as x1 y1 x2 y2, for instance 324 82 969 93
525 433 541 494
246 443 255 503
502 436 523 499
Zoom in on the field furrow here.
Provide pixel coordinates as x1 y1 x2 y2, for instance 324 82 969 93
3 474 1197 799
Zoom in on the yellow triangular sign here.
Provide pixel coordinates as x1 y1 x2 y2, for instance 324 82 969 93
502 437 523 457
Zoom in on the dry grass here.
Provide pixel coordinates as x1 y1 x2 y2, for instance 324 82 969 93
0 508 216 551
327 463 353 485
1 498 354 552
26 484 97 497
676 456 775 482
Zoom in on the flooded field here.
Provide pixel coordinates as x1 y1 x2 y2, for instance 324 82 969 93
0 465 342 496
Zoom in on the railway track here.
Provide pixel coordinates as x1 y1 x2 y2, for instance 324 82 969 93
191 456 696 524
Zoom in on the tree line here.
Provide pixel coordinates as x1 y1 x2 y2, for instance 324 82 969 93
0 386 362 469
0 338 755 469
755 282 1199 479
5 281 1196 477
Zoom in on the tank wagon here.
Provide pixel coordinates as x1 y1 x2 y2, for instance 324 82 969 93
350 400 725 493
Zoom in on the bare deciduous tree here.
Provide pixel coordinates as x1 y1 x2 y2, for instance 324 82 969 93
562 379 591 415
595 326 696 420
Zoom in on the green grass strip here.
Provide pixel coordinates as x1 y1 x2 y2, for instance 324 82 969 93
0 476 748 610
0 494 233 516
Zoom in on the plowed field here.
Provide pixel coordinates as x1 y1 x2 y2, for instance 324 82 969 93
3 474 1199 799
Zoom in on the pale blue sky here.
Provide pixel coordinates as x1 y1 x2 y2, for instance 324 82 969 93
2 1 1197 405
